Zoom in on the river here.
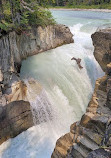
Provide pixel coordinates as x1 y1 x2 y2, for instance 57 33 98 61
0 10 111 158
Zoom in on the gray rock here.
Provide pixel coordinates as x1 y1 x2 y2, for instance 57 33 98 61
0 24 74 145
0 100 33 145
91 28 111 72
0 24 74 86
0 24 74 103
87 148 111 158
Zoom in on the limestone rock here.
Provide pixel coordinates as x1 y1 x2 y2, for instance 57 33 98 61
91 28 111 72
4 78 43 104
0 69 3 82
0 100 33 145
87 148 111 158
0 24 73 99
0 24 74 145
5 80 27 103
106 63 111 75
52 64 111 158
0 24 74 101
0 24 74 83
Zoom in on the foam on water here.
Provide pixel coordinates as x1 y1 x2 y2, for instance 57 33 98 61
0 10 108 158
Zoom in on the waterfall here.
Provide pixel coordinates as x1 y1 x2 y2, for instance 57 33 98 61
0 10 109 158
25 80 53 125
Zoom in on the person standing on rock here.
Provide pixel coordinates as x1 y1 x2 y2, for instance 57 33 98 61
71 57 83 69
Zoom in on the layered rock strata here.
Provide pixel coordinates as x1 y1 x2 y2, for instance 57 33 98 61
91 28 111 72
0 24 74 145
0 24 73 99
0 24 73 82
0 100 33 145
52 28 111 158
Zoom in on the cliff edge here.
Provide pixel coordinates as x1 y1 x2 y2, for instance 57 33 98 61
91 28 111 72
0 24 74 145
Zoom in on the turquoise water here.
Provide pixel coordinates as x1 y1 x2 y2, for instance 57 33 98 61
51 10 111 30
0 10 110 158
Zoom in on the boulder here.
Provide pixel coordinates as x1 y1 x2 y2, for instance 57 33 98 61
91 28 111 72
0 100 33 145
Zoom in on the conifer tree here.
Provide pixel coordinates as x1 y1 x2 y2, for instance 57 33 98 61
0 0 55 34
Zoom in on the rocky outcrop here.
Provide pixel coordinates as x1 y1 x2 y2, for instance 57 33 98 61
92 28 111 71
0 24 73 83
87 148 111 158
52 28 111 158
0 24 74 102
4 78 43 103
0 24 74 145
0 100 33 145
52 75 111 158
0 24 73 103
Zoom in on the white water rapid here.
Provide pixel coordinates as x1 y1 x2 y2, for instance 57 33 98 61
0 10 111 158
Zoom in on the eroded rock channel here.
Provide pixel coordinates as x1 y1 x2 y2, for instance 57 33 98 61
51 28 111 158
0 24 74 145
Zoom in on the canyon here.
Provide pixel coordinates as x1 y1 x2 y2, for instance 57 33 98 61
0 17 111 158
0 24 74 145
51 28 111 158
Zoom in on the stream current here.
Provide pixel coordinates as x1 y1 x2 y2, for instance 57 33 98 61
0 10 111 158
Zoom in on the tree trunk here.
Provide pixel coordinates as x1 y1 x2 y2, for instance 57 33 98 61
56 0 59 5
0 0 4 21
9 0 15 23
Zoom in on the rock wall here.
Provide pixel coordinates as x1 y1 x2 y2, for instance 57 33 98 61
0 100 33 145
0 24 74 145
0 24 73 102
0 24 73 83
51 28 111 158
91 28 111 72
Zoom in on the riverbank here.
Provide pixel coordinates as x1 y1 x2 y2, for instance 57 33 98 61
50 8 111 13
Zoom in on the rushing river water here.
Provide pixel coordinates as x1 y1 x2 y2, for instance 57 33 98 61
0 10 111 158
